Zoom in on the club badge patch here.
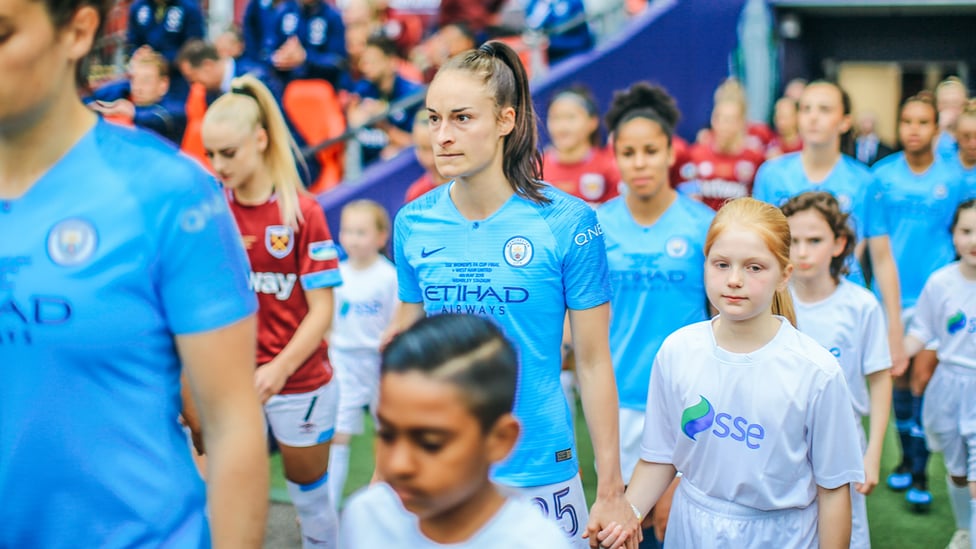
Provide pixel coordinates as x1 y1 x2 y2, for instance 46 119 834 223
504 236 533 267
47 218 97 267
666 236 689 258
266 225 294 259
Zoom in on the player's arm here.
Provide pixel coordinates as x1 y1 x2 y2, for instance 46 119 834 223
600 461 677 549
255 286 333 403
178 316 268 549
570 303 641 549
817 484 852 549
867 235 907 375
858 369 892 495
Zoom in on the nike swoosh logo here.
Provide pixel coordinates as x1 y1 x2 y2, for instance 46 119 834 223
421 246 446 258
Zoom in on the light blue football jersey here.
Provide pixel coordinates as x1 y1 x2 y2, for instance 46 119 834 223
0 121 256 547
950 154 976 200
394 183 611 487
598 195 713 410
872 153 966 308
753 152 889 286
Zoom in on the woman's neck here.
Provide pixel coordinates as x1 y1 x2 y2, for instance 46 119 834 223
0 91 96 199
451 155 514 220
712 313 782 354
555 142 591 164
420 482 506 544
791 275 838 304
626 187 676 226
801 145 841 183
905 148 934 173
234 168 275 205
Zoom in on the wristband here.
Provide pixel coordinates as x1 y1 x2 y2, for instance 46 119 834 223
629 502 642 522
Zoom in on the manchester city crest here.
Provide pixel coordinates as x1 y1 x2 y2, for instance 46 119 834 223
47 218 97 267
504 236 533 267
266 225 294 259
665 236 689 258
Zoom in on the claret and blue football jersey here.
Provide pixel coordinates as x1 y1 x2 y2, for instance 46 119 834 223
0 120 256 547
394 183 611 487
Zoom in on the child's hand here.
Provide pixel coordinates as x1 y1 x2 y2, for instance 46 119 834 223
856 453 881 495
254 361 289 403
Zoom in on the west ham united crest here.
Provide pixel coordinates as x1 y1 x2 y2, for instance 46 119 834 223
266 225 294 259
503 236 533 267
47 218 97 267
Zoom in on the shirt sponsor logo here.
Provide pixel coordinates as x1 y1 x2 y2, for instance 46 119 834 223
573 224 603 246
249 271 298 300
47 218 97 267
503 236 533 267
947 310 968 335
681 395 766 450
266 225 294 259
0 295 73 345
309 240 338 261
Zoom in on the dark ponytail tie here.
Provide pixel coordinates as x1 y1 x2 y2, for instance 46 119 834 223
231 86 258 101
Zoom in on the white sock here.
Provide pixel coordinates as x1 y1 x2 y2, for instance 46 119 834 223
947 475 972 531
287 473 338 549
327 443 350 511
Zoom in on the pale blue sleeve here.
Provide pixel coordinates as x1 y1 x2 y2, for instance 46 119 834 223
752 163 774 204
155 171 257 335
393 211 421 303
555 201 611 310
807 367 866 488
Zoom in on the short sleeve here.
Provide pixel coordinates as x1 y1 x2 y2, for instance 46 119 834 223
558 203 611 310
640 352 676 464
155 172 257 335
752 163 773 204
393 211 421 303
297 203 342 290
807 369 866 489
908 277 939 344
859 298 892 376
861 176 889 238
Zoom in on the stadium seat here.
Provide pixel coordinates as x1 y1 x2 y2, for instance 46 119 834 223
283 79 347 194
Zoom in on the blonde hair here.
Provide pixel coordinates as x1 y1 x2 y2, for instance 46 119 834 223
936 76 968 99
203 75 307 228
704 198 796 326
342 199 391 252
130 50 169 78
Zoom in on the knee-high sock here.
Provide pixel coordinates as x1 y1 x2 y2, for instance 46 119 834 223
948 476 972 530
892 388 914 465
910 395 929 480
287 472 338 549
326 444 350 512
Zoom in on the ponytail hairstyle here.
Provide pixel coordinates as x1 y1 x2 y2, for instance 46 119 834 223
203 74 308 229
704 198 797 326
780 191 856 283
604 81 680 145
548 84 603 147
435 41 547 204
803 80 855 156
382 314 518 432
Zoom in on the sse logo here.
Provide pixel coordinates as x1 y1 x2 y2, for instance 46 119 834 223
680 395 766 450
